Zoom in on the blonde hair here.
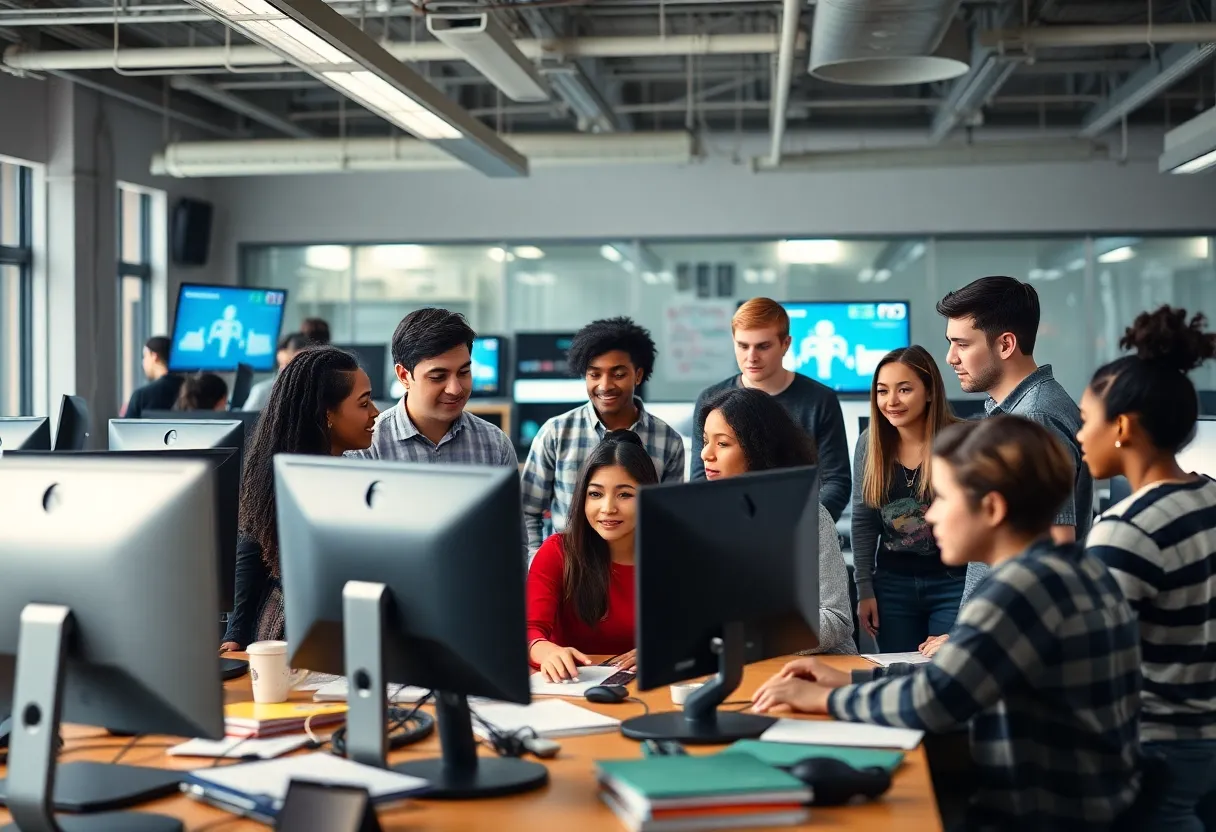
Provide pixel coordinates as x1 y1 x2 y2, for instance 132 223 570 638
732 298 789 339
862 345 959 506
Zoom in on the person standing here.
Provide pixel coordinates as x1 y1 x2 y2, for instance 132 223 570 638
690 298 851 521
122 336 183 418
852 346 963 653
520 317 684 559
1079 305 1216 832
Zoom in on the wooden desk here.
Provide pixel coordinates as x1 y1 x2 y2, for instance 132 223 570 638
0 656 941 831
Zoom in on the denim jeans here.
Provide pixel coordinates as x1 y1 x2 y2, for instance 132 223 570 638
1143 738 1216 832
872 568 966 653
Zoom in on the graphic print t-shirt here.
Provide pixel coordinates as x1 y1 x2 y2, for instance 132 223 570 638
876 464 946 574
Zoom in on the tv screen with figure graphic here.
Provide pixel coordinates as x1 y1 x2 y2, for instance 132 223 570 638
169 284 289 373
780 301 910 395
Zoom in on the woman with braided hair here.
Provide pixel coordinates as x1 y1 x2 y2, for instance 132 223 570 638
219 346 379 651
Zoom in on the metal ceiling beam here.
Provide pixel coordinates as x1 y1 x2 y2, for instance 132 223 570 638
50 69 240 137
169 75 315 137
1079 42 1216 138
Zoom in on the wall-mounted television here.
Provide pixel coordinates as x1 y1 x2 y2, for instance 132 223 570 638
169 284 289 373
514 332 575 380
471 335 507 398
780 301 910 395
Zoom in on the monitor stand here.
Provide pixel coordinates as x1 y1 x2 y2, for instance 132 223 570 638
0 603 183 832
341 581 548 799
620 622 776 744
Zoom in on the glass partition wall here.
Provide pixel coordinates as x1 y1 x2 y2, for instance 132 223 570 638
245 235 1216 403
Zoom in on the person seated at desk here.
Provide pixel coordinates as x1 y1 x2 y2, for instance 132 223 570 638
527 430 658 682
521 316 685 561
699 386 856 655
752 416 1142 831
219 346 379 651
174 372 229 412
122 335 182 418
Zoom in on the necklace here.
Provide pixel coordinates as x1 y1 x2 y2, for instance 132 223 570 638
902 464 918 489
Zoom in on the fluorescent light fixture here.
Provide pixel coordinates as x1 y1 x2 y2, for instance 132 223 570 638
1192 238 1212 260
1098 246 1136 264
426 14 549 103
305 245 351 271
187 0 527 176
757 139 1106 172
777 239 842 264
487 246 515 262
1067 258 1086 271
514 271 556 286
513 246 545 260
369 244 425 269
600 245 623 263
857 268 874 283
873 268 891 283
1160 106 1216 175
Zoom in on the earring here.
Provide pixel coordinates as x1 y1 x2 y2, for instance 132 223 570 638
327 420 333 429
1115 440 1122 448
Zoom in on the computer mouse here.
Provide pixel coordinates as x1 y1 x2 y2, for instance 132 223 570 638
785 757 892 806
584 685 629 704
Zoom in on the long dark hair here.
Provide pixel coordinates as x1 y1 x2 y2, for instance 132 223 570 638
1089 306 1216 453
240 346 361 576
700 387 816 472
863 345 958 505
175 372 229 411
560 430 659 627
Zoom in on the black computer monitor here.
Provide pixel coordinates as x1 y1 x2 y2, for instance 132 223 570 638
1197 390 1216 417
514 402 577 454
54 394 90 451
0 456 224 827
334 343 389 401
274 455 547 799
0 417 50 451
948 398 987 420
230 362 255 410
622 467 822 744
858 415 870 435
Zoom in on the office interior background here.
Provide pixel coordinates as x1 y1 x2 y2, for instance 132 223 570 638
2 0 1216 456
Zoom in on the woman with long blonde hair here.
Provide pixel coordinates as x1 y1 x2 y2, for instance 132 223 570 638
851 345 962 652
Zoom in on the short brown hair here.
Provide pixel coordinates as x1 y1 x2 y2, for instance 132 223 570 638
732 298 789 338
932 416 1073 535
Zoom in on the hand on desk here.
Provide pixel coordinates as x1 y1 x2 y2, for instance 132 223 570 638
219 641 240 654
919 634 949 657
751 657 849 715
531 641 592 682
609 650 636 671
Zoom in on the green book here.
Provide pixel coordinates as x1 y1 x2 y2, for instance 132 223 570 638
596 753 810 811
719 739 904 772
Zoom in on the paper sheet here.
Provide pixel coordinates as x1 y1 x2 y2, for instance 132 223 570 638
292 672 343 692
170 735 314 759
311 678 429 704
761 718 924 750
472 699 621 738
528 665 622 696
860 652 932 667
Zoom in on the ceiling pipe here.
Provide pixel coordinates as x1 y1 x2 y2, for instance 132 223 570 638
980 23 1216 50
768 0 802 166
2 32 801 74
170 75 315 138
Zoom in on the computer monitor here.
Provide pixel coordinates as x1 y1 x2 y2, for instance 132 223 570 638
948 398 988 420
858 415 870 435
54 394 90 451
622 467 822 744
108 418 245 478
514 402 576 453
334 343 389 401
142 409 261 445
0 456 224 828
168 284 289 372
776 301 910 394
0 417 50 452
230 362 255 409
1179 416 1216 478
470 335 507 398
1197 390 1216 417
275 455 547 799
514 332 574 380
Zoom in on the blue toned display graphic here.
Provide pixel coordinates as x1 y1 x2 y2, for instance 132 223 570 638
782 301 910 394
169 284 289 372
471 336 502 395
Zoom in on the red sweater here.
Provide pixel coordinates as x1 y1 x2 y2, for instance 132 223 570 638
526 534 635 658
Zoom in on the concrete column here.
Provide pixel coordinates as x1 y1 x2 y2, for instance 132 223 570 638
45 77 118 447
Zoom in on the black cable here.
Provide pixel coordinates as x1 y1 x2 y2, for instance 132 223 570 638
722 700 754 712
110 733 145 764
191 815 245 832
625 696 650 716
58 740 174 760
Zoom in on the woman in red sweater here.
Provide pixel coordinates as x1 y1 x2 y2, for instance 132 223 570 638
527 430 660 682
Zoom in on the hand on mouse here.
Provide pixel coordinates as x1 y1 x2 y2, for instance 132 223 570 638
531 642 591 682
611 650 636 671
751 677 832 715
775 657 850 689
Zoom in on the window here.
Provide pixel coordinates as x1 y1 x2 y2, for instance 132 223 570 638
0 159 33 416
118 185 153 407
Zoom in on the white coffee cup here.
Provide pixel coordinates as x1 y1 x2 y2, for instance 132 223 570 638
670 682 704 706
246 641 307 704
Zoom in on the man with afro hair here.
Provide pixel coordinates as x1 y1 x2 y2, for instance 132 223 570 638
520 316 685 560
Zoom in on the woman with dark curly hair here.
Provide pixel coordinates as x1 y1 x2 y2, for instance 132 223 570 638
218 346 379 651
698 386 856 654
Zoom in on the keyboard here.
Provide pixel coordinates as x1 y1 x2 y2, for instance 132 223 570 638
600 669 636 687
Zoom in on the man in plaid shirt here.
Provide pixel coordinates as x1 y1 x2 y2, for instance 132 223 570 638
520 317 685 560
753 417 1143 830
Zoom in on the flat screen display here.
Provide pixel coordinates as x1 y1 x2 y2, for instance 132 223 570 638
1179 417 1216 478
781 301 910 394
169 284 288 372
515 332 575 380
471 336 505 397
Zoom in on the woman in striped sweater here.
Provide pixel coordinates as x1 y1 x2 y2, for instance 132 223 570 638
1079 305 1216 832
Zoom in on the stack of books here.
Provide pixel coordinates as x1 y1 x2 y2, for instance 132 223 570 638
223 701 347 739
596 754 811 831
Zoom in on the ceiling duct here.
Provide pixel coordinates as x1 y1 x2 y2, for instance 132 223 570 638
809 0 969 86
426 14 549 103
1160 106 1216 175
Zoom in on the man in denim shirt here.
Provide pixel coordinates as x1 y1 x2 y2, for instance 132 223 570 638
922 276 1093 655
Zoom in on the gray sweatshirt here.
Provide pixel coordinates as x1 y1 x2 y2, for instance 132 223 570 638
806 502 858 655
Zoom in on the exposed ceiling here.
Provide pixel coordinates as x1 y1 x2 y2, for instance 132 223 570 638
1 0 1213 158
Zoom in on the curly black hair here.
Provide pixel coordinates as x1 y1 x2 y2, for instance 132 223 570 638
700 387 817 472
239 345 361 576
566 317 657 378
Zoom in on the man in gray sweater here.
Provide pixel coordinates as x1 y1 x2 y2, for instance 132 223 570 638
690 298 851 521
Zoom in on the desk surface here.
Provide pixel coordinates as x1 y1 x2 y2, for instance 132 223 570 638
0 656 941 831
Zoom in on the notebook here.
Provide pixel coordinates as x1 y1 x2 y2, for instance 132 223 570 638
182 752 430 821
718 739 905 771
472 699 621 738
761 718 924 750
861 651 932 667
311 678 429 704
169 735 314 760
529 665 624 696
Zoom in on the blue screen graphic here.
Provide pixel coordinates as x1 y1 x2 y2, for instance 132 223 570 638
471 337 501 395
169 285 288 372
782 301 910 394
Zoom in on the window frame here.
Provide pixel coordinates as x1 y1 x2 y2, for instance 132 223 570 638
0 161 34 416
117 186 153 406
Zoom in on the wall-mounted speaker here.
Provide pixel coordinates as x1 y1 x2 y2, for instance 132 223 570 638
171 198 213 267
